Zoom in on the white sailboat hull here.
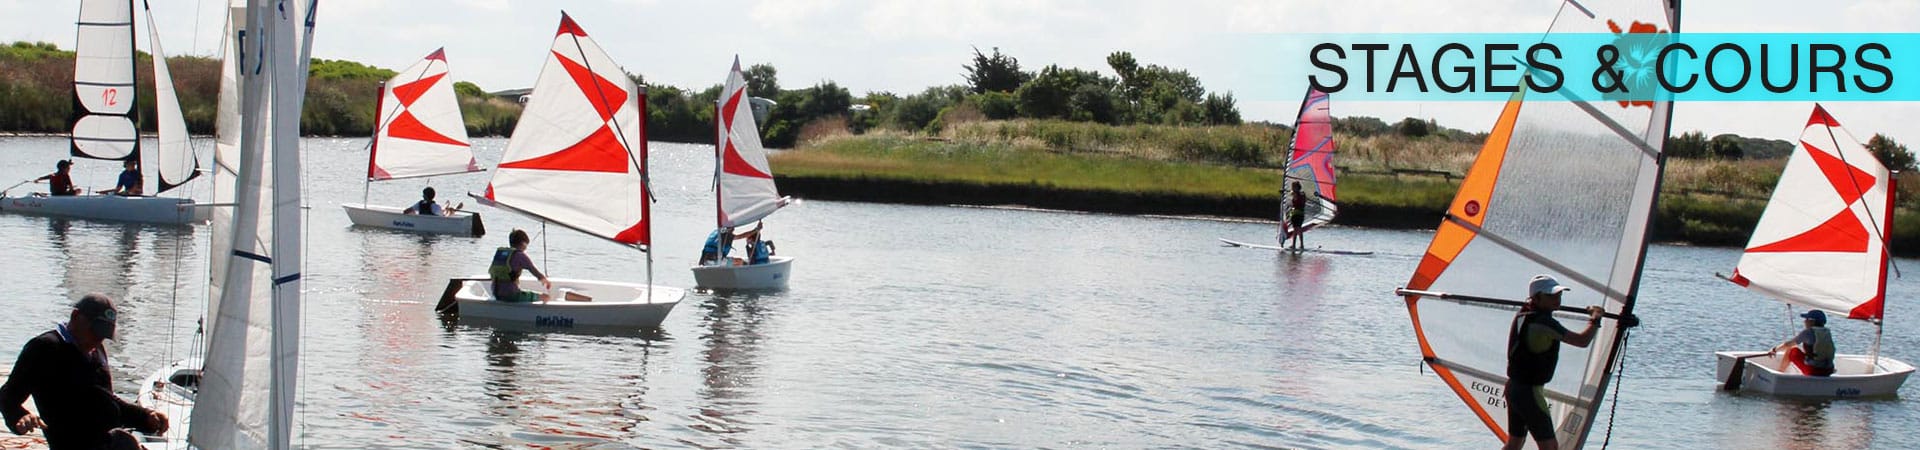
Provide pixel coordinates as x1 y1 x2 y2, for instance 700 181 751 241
448 277 684 329
134 358 198 449
0 194 208 224
1715 351 1915 397
690 256 793 290
341 203 483 236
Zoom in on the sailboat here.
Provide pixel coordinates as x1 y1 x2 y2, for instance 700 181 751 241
691 57 795 290
1713 105 1915 397
135 0 316 447
1218 89 1367 255
1392 0 1676 448
438 13 684 330
341 48 487 236
0 0 208 225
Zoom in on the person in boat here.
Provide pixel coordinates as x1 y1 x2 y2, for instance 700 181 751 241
699 227 736 266
490 229 551 303
97 160 142 197
1769 309 1837 377
0 294 168 449
34 160 78 197
1503 275 1604 450
744 224 774 265
404 187 458 216
1285 181 1307 249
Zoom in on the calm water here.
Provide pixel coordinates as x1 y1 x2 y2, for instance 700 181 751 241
0 135 1913 449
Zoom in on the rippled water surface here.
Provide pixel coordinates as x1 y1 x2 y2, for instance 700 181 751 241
0 136 1913 448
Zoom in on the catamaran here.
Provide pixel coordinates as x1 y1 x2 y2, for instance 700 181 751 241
1219 88 1367 255
135 0 316 448
0 0 207 225
1714 105 1915 397
438 13 684 330
1393 0 1677 448
341 48 487 236
691 57 795 290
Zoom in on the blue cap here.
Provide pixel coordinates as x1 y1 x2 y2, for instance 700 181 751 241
1801 309 1827 325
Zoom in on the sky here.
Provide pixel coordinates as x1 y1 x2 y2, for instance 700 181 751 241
3 0 1917 145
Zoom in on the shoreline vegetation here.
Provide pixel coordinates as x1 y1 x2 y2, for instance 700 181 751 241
7 41 1918 253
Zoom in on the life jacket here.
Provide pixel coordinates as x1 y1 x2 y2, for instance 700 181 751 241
489 247 517 282
749 240 771 264
1804 326 1836 368
414 199 438 215
1506 311 1561 386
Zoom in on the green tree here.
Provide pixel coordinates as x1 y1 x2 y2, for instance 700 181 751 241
1868 133 1916 171
963 46 1029 93
1668 130 1709 159
1708 133 1744 159
745 64 779 97
1201 92 1240 125
453 81 488 99
1014 65 1114 121
1394 117 1432 138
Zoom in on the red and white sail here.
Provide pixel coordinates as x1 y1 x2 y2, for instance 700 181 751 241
1281 88 1336 241
1729 105 1894 321
715 56 787 229
482 13 650 248
368 48 478 181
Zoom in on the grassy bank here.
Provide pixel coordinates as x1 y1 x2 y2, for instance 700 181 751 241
771 119 1920 255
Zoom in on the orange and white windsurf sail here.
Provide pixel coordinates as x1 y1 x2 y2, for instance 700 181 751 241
481 12 651 248
714 56 788 229
1395 0 1678 448
1728 105 1894 321
369 48 478 181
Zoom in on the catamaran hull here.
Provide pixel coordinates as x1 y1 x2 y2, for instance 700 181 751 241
134 358 198 449
0 195 208 224
447 277 684 329
342 202 484 236
1715 351 1915 397
690 256 793 290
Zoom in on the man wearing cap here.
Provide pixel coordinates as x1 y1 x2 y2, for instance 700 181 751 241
1502 275 1605 450
1770 310 1836 376
34 160 78 197
0 294 168 449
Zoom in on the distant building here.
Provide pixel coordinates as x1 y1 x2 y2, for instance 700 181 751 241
489 88 533 104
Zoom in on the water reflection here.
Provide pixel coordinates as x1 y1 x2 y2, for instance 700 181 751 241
691 292 772 442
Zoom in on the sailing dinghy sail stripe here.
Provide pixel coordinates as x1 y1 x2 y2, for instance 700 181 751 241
1561 0 1596 19
74 81 136 88
1442 214 1630 302
1555 89 1661 160
77 21 135 26
233 250 270 264
273 273 299 285
73 136 140 143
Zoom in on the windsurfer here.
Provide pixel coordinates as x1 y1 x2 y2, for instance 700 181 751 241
1285 181 1307 249
1769 310 1837 376
1503 275 1604 450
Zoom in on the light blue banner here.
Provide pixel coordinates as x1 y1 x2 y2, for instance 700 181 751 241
1251 33 1911 102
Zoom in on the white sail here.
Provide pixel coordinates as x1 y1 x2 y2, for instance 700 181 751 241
71 0 140 161
1728 105 1893 320
715 56 785 228
1397 1 1677 448
481 13 651 248
368 48 478 181
203 0 244 357
191 0 311 448
141 0 198 193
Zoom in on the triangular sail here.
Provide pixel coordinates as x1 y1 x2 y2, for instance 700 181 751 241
142 0 198 194
70 0 140 161
192 0 313 448
716 56 785 228
1281 88 1336 241
1728 105 1893 320
1397 1 1677 448
482 13 650 248
368 48 478 181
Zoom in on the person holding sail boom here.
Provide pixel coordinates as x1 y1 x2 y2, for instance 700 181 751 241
1286 181 1307 249
1503 275 1604 450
